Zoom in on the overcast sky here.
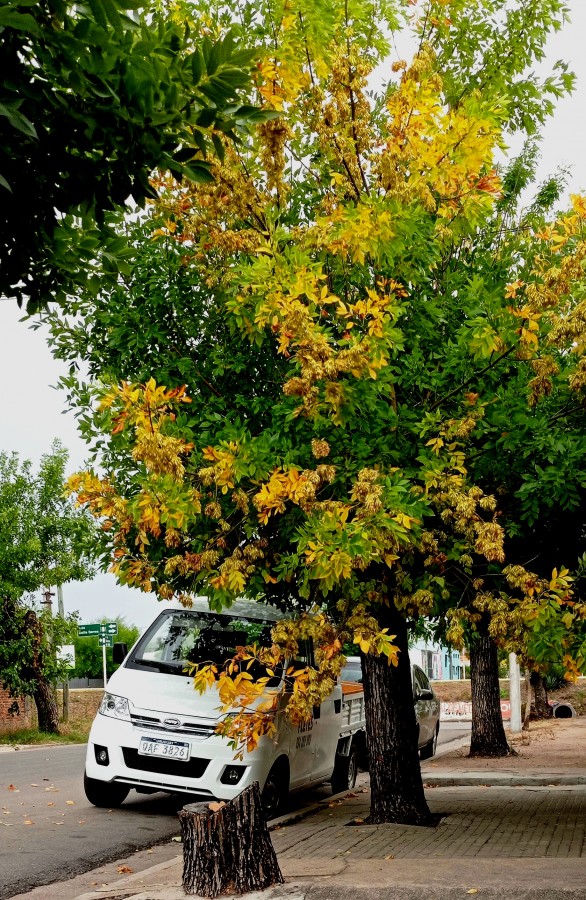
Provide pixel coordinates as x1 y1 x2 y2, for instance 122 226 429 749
1 0 585 632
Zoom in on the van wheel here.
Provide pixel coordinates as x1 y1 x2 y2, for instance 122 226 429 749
261 760 289 820
84 772 130 808
420 724 439 761
331 743 358 794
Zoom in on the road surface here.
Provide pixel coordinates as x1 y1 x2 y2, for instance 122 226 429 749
0 723 469 898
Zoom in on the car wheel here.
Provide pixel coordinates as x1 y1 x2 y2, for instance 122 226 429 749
261 760 289 820
331 743 358 794
419 724 439 761
84 772 130 808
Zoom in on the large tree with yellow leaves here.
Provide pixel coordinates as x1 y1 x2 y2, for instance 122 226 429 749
51 0 586 823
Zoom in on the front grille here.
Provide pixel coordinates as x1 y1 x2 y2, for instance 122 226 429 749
130 714 216 738
122 748 210 779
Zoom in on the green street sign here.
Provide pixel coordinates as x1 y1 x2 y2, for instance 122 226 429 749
78 622 118 637
99 635 114 647
78 623 100 636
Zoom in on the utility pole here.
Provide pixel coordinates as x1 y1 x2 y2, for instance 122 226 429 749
509 652 522 733
57 585 69 723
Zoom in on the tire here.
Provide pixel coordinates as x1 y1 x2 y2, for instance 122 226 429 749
419 724 439 761
331 743 358 794
84 772 130 808
261 760 289 820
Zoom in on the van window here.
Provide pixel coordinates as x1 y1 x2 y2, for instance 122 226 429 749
127 610 281 681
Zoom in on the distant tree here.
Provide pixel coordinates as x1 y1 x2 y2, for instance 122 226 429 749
0 443 95 732
72 617 140 679
0 0 270 311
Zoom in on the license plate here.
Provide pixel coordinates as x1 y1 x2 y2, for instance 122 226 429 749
138 736 190 761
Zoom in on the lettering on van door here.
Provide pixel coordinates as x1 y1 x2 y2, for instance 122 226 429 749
295 717 313 749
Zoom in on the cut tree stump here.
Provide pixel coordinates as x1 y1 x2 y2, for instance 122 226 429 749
179 781 284 897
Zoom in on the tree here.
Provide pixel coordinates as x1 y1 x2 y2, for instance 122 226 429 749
52 0 582 823
0 443 95 732
72 617 140 679
0 0 272 311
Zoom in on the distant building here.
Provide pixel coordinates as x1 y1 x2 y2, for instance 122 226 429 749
409 639 464 680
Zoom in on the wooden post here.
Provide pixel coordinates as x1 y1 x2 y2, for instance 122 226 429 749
179 782 283 898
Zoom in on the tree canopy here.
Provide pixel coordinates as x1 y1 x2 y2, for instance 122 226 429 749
0 442 95 730
0 0 269 311
50 0 586 820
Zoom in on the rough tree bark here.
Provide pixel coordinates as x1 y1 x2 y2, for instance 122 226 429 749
361 604 431 825
469 633 512 757
179 782 283 897
33 677 60 733
530 671 552 719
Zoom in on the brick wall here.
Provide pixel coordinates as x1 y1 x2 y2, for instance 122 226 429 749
0 686 35 733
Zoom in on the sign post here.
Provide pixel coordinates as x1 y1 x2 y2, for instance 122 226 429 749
78 623 118 688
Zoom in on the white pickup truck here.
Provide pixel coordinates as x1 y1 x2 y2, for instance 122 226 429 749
84 598 367 818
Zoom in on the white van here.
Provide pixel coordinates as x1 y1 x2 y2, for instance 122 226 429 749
84 598 366 817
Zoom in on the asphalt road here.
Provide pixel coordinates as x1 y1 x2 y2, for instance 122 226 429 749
0 723 470 899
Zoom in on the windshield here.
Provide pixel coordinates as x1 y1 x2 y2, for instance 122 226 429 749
128 609 281 681
341 660 362 683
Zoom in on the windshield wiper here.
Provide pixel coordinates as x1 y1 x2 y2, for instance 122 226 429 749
133 658 183 675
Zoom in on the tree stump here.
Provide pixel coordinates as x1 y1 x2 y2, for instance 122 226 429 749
179 782 284 897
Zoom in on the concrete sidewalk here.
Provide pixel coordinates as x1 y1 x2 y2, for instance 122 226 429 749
14 721 586 900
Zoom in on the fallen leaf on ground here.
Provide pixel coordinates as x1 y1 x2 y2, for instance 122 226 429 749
65 800 75 805
117 865 133 874
8 785 18 792
78 820 85 824
47 802 55 807
23 820 34 825
384 855 394 860
30 784 38 787
208 801 226 812
345 792 358 798
171 836 182 842
352 818 365 825
466 890 479 895
53 822 64 826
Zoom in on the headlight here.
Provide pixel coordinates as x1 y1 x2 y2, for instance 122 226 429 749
99 692 131 721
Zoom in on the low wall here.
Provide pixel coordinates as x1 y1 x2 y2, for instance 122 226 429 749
0 688 35 733
57 688 103 723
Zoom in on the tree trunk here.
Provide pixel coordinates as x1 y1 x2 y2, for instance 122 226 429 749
179 782 283 897
361 606 431 825
469 633 511 757
33 677 60 733
530 671 552 719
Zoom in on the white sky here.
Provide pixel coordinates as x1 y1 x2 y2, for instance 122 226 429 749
1 0 585 631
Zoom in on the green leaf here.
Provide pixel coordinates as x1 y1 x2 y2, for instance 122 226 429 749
184 162 215 184
0 103 37 138
211 133 225 164
191 48 204 86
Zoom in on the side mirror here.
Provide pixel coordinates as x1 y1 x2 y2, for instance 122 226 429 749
112 642 128 665
418 688 434 700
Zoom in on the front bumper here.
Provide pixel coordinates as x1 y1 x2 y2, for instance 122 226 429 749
85 713 272 801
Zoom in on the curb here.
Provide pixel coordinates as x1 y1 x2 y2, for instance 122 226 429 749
423 773 586 787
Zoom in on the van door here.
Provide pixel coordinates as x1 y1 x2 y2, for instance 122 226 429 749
287 641 316 789
310 683 343 782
